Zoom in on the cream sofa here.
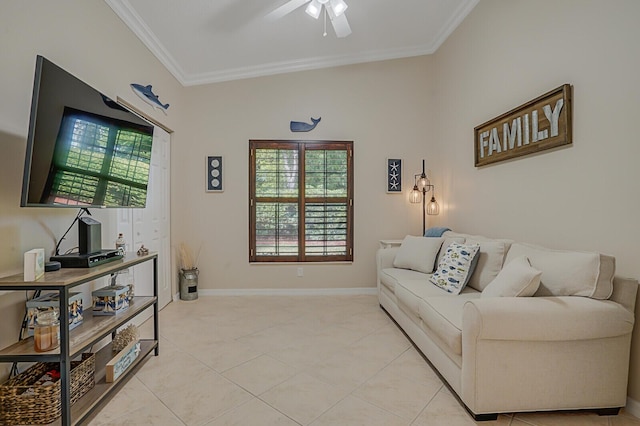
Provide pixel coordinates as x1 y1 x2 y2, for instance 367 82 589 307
376 231 638 421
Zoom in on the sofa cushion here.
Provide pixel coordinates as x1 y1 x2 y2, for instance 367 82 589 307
430 242 480 294
443 231 514 253
418 293 481 355
396 279 450 315
505 243 614 300
481 256 542 298
465 239 507 292
393 236 444 274
380 267 430 292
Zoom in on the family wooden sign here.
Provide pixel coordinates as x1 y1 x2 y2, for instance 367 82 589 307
474 84 572 167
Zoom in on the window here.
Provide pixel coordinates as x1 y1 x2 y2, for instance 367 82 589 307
249 140 353 262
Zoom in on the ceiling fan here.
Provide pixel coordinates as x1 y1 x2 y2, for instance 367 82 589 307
266 0 352 38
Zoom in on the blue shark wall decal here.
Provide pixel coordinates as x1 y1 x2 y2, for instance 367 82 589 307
130 83 170 112
290 117 321 132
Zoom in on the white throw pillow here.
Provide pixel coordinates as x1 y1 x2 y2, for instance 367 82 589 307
481 256 542 298
429 242 480 294
393 236 444 274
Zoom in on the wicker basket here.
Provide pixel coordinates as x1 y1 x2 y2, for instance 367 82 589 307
0 353 95 425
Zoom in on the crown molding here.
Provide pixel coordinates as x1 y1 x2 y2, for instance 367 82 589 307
430 0 480 53
104 0 188 84
181 44 437 86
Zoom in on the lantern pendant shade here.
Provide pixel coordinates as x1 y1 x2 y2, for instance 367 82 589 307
410 186 421 203
427 196 439 215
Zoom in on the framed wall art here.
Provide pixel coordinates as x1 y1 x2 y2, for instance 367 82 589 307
206 156 223 192
474 84 572 167
387 158 402 193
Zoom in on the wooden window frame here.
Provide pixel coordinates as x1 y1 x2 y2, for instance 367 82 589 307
249 140 354 263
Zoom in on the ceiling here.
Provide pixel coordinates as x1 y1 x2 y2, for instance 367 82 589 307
105 0 479 86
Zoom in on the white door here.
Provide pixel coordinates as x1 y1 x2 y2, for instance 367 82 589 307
117 127 172 314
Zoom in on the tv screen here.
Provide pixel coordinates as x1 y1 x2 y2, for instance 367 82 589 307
21 55 154 208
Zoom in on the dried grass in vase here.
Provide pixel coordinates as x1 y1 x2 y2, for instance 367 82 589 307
178 242 200 271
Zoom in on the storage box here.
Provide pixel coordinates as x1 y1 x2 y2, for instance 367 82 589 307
26 292 84 336
92 285 129 315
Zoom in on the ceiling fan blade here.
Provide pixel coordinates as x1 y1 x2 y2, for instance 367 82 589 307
327 8 352 38
265 0 311 21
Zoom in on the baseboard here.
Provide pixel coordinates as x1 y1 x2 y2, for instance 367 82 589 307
196 287 378 297
626 397 640 419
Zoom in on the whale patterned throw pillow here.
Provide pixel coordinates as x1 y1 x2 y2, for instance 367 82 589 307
430 242 481 294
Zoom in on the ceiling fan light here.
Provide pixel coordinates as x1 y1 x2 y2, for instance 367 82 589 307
305 0 322 19
329 0 348 17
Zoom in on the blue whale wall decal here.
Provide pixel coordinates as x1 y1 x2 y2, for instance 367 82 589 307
290 117 321 132
130 83 170 112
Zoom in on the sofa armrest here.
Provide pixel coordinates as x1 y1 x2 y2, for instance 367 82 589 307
463 297 634 342
376 246 399 271
462 296 635 414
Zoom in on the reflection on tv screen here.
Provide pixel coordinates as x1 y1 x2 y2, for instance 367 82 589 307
42 107 152 207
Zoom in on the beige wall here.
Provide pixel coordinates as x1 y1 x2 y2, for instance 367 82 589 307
0 0 182 380
431 0 640 401
173 57 436 290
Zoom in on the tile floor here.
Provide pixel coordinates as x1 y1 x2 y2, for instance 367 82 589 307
88 295 640 426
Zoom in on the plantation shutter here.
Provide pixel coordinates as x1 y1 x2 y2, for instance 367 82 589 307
250 140 353 263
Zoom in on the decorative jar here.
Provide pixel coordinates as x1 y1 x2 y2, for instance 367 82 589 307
34 310 60 352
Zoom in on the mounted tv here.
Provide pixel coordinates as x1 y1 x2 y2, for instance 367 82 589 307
21 55 154 208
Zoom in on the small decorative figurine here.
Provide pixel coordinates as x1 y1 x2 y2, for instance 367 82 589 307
290 117 321 132
130 83 170 112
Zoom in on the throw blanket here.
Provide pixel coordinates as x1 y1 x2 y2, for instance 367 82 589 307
424 227 451 237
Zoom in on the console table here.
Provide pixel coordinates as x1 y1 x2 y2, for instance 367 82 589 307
0 252 159 425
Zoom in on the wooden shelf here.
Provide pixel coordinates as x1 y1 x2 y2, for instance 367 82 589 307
0 253 159 425
0 297 156 361
0 252 157 290
42 340 158 426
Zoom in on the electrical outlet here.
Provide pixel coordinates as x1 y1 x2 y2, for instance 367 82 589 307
297 267 303 277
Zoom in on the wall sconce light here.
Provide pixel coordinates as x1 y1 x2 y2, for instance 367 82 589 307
410 159 439 235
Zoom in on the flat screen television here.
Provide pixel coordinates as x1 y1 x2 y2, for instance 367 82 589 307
21 55 154 208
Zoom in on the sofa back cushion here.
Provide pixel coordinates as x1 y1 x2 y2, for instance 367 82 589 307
443 232 511 292
442 231 515 253
504 243 614 300
393 236 444 274
465 239 507 292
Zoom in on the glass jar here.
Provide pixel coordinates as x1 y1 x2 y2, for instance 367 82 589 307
115 268 134 302
34 310 60 352
116 233 126 255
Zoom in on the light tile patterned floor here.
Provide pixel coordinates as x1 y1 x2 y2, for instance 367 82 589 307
88 295 640 426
